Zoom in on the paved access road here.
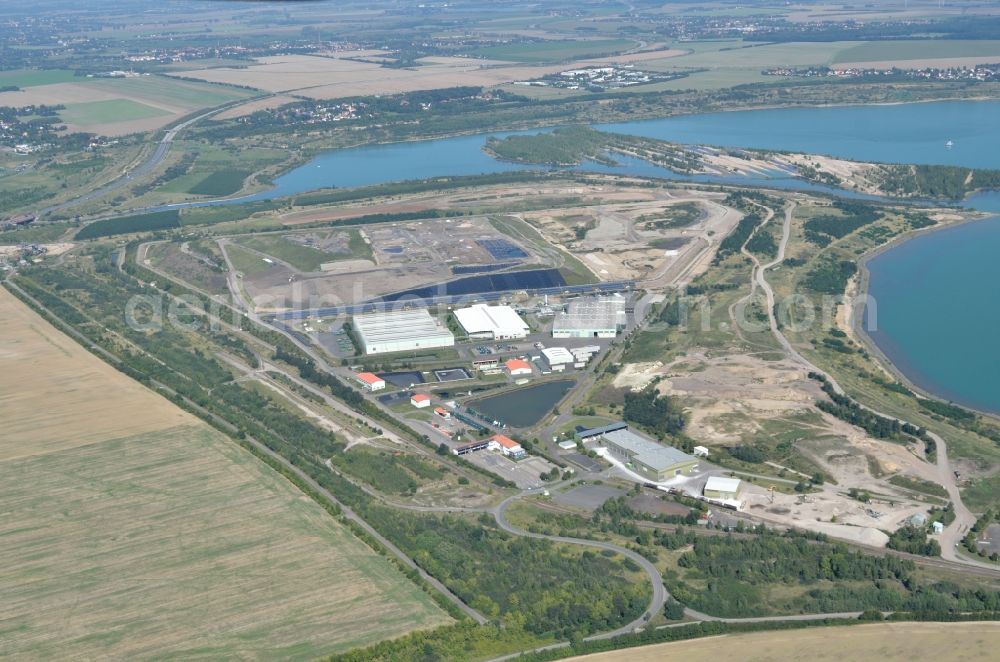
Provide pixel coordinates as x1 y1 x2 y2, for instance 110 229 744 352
493 493 666 635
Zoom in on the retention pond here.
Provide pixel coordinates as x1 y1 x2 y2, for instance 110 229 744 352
467 380 575 429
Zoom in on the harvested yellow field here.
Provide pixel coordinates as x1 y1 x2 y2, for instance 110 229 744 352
215 93 303 119
169 49 686 101
168 53 550 97
0 286 193 460
0 426 450 660
565 622 1000 662
0 287 449 659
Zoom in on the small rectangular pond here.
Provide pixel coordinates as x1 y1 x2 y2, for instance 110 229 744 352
466 379 575 428
378 371 425 388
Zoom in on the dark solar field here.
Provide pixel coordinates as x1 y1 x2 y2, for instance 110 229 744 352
476 239 528 260
382 268 567 301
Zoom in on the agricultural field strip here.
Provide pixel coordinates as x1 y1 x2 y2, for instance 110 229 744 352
0 287 449 660
15 254 490 624
563 621 1000 662
0 75 253 135
0 286 193 460
0 425 449 661
166 50 688 100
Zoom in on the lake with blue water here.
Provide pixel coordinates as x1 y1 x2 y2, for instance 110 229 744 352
864 217 1000 414
231 99 1000 202
230 99 1000 414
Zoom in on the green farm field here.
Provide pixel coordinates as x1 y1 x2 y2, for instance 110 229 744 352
85 75 252 108
833 39 1000 64
634 41 854 89
0 426 449 660
672 41 853 69
59 98 169 125
474 38 636 63
233 229 372 272
0 69 78 88
188 169 251 196
0 75 254 135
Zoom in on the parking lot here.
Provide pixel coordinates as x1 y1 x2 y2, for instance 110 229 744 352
465 452 558 490
562 452 606 473
977 523 1000 556
314 322 357 358
554 484 624 511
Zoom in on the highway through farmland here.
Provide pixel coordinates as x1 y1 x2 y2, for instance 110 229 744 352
38 95 269 219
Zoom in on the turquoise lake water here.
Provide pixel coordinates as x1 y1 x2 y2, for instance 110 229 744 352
225 99 1000 413
864 218 1000 414
230 99 1000 201
598 100 1000 169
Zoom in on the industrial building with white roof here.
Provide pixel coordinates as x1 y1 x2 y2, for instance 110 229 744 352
540 346 574 371
352 309 454 355
552 295 627 339
454 304 529 339
703 476 742 500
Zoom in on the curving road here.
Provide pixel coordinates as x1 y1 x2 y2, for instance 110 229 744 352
493 494 666 634
487 491 884 662
748 200 983 569
39 95 267 219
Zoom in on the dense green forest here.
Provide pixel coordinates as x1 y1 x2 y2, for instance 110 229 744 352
802 259 857 294
623 389 685 437
887 525 942 557
75 210 180 239
666 530 1000 617
877 164 1000 200
485 126 618 166
361 509 648 635
803 201 883 247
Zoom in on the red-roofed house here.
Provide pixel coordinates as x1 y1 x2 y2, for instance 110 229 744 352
434 406 451 418
354 372 385 391
489 434 526 459
504 358 532 377
411 393 431 408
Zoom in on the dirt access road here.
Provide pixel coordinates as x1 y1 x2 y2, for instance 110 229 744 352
749 200 981 568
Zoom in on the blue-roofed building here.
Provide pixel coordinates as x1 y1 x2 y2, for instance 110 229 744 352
574 421 628 442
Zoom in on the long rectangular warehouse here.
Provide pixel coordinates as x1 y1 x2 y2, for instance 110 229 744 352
454 304 529 340
601 428 699 481
352 309 455 355
552 295 627 339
